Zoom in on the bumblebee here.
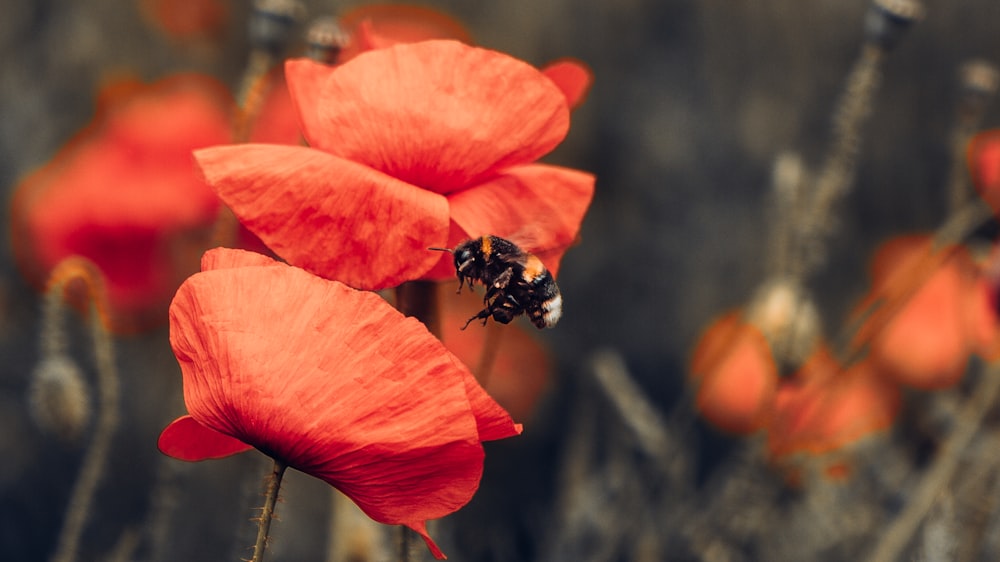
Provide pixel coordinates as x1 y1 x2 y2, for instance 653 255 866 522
431 235 562 329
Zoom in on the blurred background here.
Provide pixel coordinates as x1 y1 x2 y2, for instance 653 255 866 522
4 0 1000 561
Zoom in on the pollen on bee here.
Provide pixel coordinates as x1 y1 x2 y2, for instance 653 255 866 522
523 255 546 281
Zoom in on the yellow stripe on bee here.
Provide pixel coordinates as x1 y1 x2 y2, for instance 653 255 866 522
481 235 492 257
523 255 546 281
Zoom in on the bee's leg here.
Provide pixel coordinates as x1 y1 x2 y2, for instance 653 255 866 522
492 267 514 291
462 307 491 330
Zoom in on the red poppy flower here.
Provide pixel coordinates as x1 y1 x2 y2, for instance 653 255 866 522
10 75 232 332
157 248 521 559
853 234 995 389
688 310 778 435
437 282 552 421
140 0 230 42
195 40 594 290
969 129 1000 215
767 347 900 459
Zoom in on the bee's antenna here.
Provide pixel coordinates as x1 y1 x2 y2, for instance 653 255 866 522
427 246 453 253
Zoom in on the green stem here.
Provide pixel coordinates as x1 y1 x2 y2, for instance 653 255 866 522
251 459 288 562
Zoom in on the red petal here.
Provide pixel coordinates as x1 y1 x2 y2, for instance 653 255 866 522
969 129 1000 215
337 3 473 62
169 250 519 536
158 415 253 461
541 59 593 110
195 144 449 289
446 164 595 278
285 41 570 194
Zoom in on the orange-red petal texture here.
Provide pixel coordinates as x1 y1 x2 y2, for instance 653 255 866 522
196 41 594 290
10 74 232 332
540 59 594 110
195 144 450 289
159 248 520 558
689 311 778 435
286 41 570 195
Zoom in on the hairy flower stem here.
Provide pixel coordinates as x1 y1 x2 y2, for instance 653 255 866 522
798 44 884 278
47 259 120 562
392 280 442 562
864 361 1000 562
251 459 288 562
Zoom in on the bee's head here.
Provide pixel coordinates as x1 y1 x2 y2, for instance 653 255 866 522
454 246 476 273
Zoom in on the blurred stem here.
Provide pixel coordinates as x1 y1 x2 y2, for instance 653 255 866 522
395 281 442 338
397 526 414 562
251 459 287 562
799 44 884 277
474 320 505 388
864 361 1000 562
49 260 120 562
393 280 441 561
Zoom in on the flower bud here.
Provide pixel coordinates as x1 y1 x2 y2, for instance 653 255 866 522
249 0 303 54
864 0 923 51
305 16 348 65
28 354 91 442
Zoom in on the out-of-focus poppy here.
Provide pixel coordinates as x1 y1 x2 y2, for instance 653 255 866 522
767 347 900 459
337 3 473 61
437 282 552 421
140 0 230 42
689 310 778 435
158 248 521 559
853 234 996 389
969 129 1000 216
195 40 594 291
10 75 233 332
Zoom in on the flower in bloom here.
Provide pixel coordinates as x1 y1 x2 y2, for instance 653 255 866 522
688 310 778 435
852 234 997 389
158 248 521 559
767 346 900 459
195 40 595 290
10 75 233 332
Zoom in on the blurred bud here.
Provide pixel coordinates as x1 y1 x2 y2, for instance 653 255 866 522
747 278 822 372
957 59 999 120
864 0 923 51
249 0 303 54
28 355 91 442
305 16 348 64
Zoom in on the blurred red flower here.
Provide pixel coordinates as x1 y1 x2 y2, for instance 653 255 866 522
852 234 997 389
195 40 594 290
158 248 521 559
140 0 230 42
969 128 1000 215
767 346 900 459
688 310 778 435
10 75 232 332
